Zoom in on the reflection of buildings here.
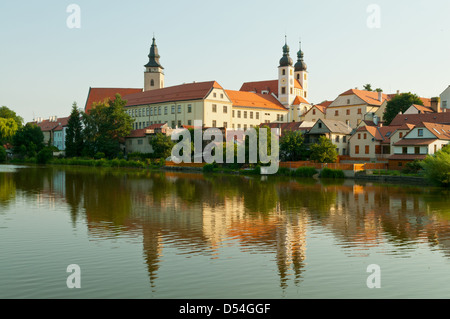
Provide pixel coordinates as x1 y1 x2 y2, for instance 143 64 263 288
9 166 450 291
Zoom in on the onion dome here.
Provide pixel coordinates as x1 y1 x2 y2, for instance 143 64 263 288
279 37 293 67
294 42 307 72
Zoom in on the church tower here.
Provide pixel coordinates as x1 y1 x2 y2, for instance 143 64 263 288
278 37 295 107
144 37 164 92
294 42 308 100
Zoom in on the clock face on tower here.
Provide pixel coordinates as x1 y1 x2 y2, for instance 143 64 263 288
281 78 286 84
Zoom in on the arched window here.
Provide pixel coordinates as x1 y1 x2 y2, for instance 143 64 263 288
151 79 155 87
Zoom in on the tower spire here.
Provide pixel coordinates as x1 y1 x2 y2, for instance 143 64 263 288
145 36 164 69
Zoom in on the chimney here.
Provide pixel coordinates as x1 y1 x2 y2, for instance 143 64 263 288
378 91 383 102
430 97 441 113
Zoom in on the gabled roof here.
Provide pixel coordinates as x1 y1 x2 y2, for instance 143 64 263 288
312 119 352 134
224 90 287 111
84 87 143 113
408 104 435 114
415 122 450 140
292 95 309 105
390 112 450 126
260 122 311 135
126 123 167 138
240 80 278 95
239 79 303 97
336 89 388 106
30 117 69 132
317 100 333 108
123 81 222 107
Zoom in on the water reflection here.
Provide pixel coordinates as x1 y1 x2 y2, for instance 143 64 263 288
3 165 450 291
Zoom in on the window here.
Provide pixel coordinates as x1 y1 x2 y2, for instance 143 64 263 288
256 112 259 120
151 79 154 87
213 93 217 98
313 109 316 115
232 110 235 117
402 147 408 154
188 120 192 126
290 88 293 94
146 108 149 116
138 139 143 145
415 147 420 154
346 109 350 115
171 106 175 114
178 105 181 113
355 145 359 154
188 105 192 113
335 110 339 116
139 109 142 117
398 162 403 167
365 145 369 154
281 87 286 94
443 101 447 108
238 111 241 118
297 74 300 80
244 124 247 130
212 120 217 127
237 124 241 129
399 132 403 138
171 121 175 128
343 136 347 143
357 108 362 114
335 136 340 142
223 122 227 128
318 122 322 129
250 112 253 119
282 69 286 75
358 133 361 139
244 111 247 119
347 99 351 105
418 129 424 137
165 106 169 115
178 120 182 127
150 108 153 116
280 115 284 121
212 104 217 113
223 105 227 113
220 94 224 99
364 133 367 139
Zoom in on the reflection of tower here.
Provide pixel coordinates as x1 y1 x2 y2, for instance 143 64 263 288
142 226 163 288
276 213 308 289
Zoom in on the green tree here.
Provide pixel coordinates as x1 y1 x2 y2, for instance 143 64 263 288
279 130 306 161
0 118 18 144
363 84 373 91
65 102 84 158
37 147 54 164
421 146 450 187
0 106 23 127
12 123 44 159
82 94 133 158
310 136 338 163
150 133 175 159
383 92 423 126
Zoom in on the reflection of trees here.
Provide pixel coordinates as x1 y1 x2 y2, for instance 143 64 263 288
0 173 16 208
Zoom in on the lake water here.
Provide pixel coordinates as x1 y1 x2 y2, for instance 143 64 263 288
2 164 450 299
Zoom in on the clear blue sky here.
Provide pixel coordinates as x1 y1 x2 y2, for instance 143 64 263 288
1 0 449 123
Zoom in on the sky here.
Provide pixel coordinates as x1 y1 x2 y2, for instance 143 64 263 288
1 0 450 123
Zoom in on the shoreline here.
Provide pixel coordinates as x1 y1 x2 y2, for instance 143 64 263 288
1 160 434 187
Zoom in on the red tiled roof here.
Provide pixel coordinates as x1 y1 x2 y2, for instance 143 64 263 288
317 100 333 108
84 87 143 113
292 95 309 105
240 80 279 96
29 117 70 132
416 122 450 140
409 104 434 113
338 89 389 106
390 112 450 126
127 123 166 138
239 79 303 97
123 81 222 107
225 90 287 111
389 154 427 160
394 138 437 146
